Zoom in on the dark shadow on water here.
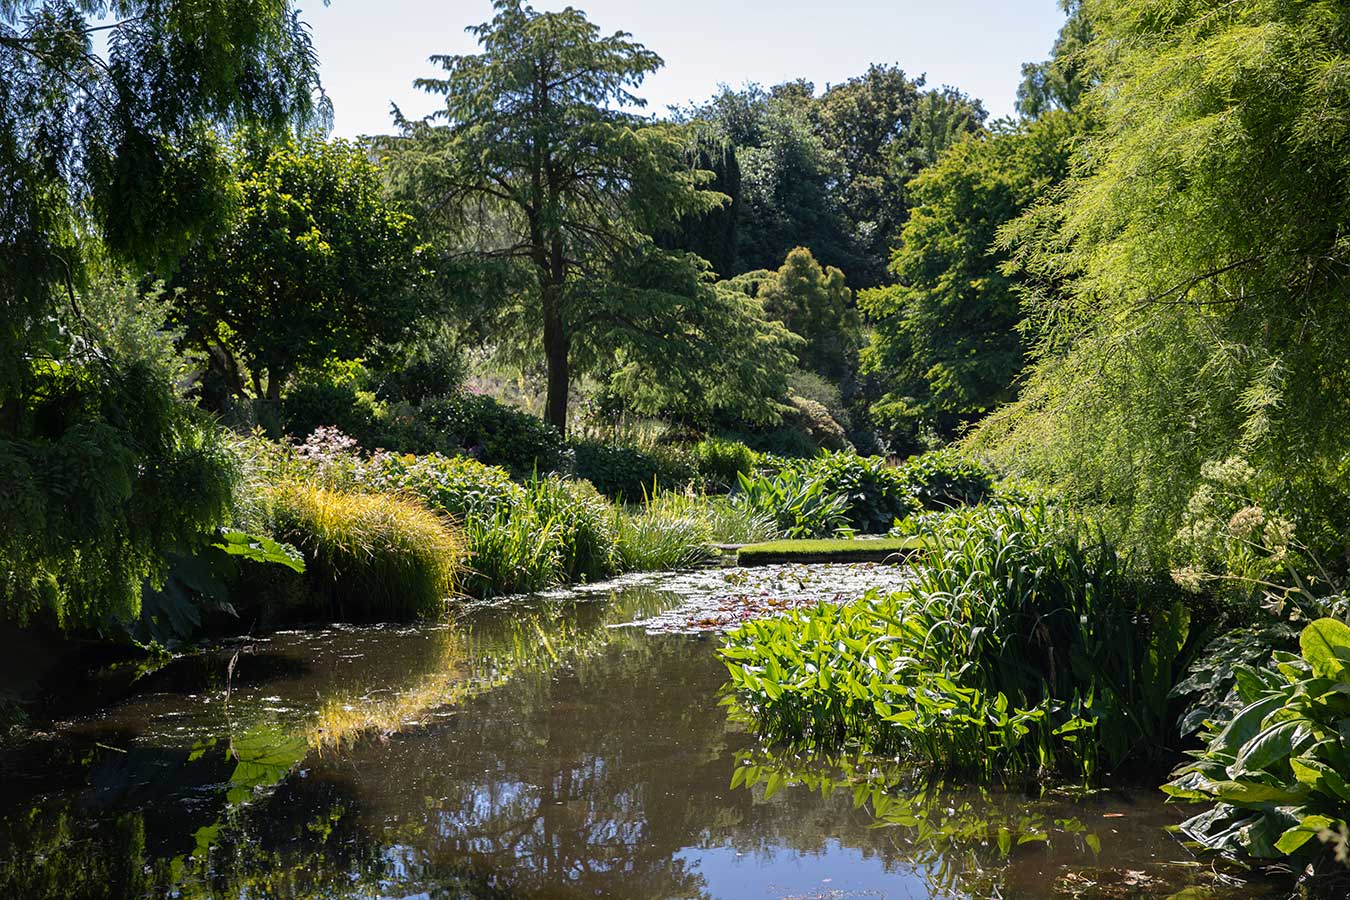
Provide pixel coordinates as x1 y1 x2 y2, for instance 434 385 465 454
0 572 1285 900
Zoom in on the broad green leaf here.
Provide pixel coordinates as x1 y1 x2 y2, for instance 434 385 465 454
1275 815 1339 855
214 530 306 574
1228 720 1303 777
1300 619 1350 680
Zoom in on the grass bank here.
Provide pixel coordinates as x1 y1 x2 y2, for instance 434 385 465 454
736 537 919 566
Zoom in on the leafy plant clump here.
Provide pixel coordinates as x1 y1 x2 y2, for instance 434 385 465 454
692 436 760 491
1163 617 1350 874
570 440 696 500
615 489 779 571
357 451 526 522
721 502 1191 779
268 482 464 621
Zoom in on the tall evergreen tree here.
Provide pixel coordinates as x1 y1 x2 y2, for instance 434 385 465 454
385 0 776 432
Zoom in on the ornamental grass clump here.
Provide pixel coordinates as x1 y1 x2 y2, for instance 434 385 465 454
614 488 779 571
268 482 464 621
720 502 1191 780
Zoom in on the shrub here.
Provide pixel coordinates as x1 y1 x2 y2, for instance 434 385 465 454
732 467 853 539
1164 617 1350 876
896 450 996 510
267 482 463 621
569 440 696 500
721 502 1191 779
283 374 384 446
408 393 564 475
693 437 759 492
734 452 917 536
799 452 918 534
357 451 525 522
782 395 853 453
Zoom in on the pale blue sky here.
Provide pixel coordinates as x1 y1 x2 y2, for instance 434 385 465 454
302 1 1069 138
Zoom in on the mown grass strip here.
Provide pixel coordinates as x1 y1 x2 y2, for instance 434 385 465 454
736 537 919 566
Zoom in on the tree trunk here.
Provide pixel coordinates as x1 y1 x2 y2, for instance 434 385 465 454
543 298 569 434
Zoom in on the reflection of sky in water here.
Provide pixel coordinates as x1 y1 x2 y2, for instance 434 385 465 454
0 570 1258 900
677 841 931 900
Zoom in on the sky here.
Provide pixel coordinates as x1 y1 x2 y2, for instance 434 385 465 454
302 0 1069 138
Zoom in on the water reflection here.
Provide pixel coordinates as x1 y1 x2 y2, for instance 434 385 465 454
0 574 1270 899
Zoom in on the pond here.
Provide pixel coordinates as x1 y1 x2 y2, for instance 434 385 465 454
0 566 1275 900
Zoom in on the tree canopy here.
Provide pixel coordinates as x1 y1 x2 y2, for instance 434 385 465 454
172 131 425 403
384 0 790 431
0 0 324 628
861 113 1077 451
973 0 1350 564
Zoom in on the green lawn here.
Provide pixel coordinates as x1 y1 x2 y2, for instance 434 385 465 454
736 537 919 566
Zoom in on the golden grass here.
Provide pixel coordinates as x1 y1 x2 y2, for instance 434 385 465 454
269 482 466 620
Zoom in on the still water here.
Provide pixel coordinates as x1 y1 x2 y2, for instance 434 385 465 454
0 568 1271 899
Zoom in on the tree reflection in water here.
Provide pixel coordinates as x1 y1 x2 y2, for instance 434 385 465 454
0 582 1262 900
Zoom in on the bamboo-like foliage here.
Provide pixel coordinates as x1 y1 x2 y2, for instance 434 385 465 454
972 0 1350 574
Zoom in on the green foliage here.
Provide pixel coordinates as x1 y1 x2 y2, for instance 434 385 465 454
813 67 985 288
612 489 777 571
384 0 745 431
369 320 469 405
1 0 324 404
734 452 976 537
283 375 385 447
732 467 853 539
748 247 861 381
1017 0 1094 118
459 508 565 598
692 437 760 492
597 260 802 429
524 476 617 583
406 393 565 476
357 451 526 522
570 440 696 501
776 395 853 455
1164 618 1350 872
794 453 917 534
897 450 997 511
172 131 425 402
685 82 855 278
267 482 464 621
736 537 917 565
282 377 566 477
974 0 1350 574
134 530 305 646
860 114 1077 452
722 503 1191 779
1 274 239 631
1168 457 1304 600
675 70 986 289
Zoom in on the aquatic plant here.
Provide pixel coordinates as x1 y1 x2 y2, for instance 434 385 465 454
721 502 1191 778
268 482 464 620
524 475 617 582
